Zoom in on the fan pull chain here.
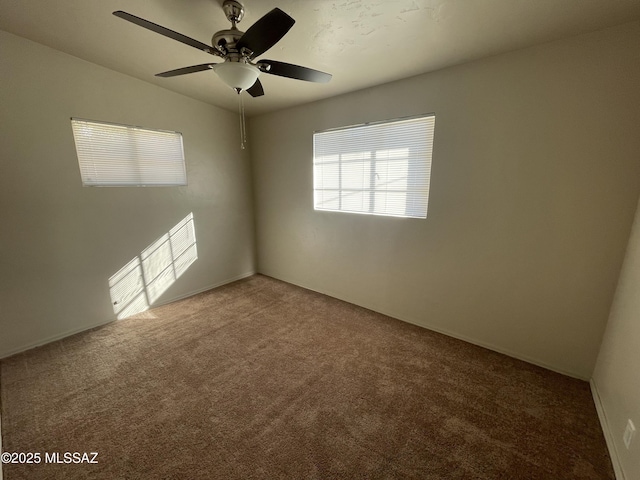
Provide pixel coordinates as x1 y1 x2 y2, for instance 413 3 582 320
238 92 247 149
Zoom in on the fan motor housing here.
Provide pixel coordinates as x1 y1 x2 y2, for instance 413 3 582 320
212 28 244 54
215 0 246 55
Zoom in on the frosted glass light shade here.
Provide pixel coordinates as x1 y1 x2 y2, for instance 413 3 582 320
213 62 260 91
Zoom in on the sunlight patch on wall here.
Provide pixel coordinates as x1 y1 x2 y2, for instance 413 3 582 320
109 213 197 319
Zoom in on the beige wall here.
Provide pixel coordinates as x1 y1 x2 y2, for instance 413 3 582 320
249 22 640 380
593 193 640 479
0 30 256 357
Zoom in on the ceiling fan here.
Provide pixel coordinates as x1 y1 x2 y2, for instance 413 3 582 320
113 0 332 97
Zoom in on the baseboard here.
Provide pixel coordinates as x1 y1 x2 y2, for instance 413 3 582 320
258 270 589 380
0 271 255 360
0 316 117 361
154 271 255 308
590 379 625 480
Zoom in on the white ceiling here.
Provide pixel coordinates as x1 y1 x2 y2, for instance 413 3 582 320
2 0 640 116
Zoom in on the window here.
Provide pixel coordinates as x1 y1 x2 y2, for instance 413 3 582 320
313 114 435 219
71 118 186 186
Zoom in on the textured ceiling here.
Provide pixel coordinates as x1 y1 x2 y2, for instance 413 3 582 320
2 0 640 116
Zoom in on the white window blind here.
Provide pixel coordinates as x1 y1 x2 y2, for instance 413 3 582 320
313 114 435 219
71 118 186 186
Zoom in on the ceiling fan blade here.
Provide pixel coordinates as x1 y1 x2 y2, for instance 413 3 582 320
156 64 217 78
236 8 295 59
246 78 265 97
259 60 332 83
113 11 218 56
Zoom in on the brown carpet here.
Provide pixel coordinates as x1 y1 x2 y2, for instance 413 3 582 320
1 275 613 479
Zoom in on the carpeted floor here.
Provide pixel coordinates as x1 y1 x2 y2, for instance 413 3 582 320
1 275 614 479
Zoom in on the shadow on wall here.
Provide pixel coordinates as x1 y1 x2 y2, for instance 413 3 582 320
109 213 198 319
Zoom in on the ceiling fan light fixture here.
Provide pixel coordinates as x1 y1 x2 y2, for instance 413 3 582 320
114 6 331 100
212 62 260 91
